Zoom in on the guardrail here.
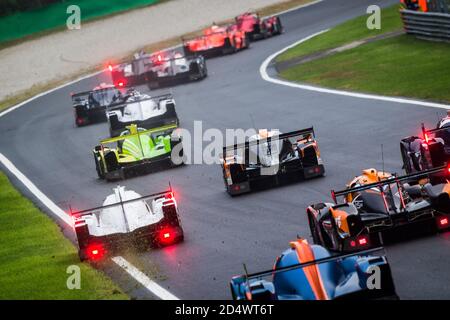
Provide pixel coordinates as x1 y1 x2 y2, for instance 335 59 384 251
400 9 450 41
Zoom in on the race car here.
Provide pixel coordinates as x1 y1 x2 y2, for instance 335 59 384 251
106 89 179 137
230 238 397 300
220 127 325 196
110 49 207 88
401 117 450 180
306 166 450 253
234 12 283 40
71 83 125 127
72 185 184 261
145 50 207 89
93 123 184 181
183 23 250 58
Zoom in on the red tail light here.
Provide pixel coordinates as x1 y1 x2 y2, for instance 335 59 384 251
425 133 429 143
116 80 125 87
447 166 450 174
437 216 449 229
165 192 173 200
358 236 368 246
86 243 106 261
108 64 113 72
159 228 175 245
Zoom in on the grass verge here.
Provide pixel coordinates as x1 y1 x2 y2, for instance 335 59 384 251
276 4 403 62
278 4 450 103
0 172 128 299
0 0 163 47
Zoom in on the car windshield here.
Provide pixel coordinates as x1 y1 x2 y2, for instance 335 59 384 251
90 88 119 106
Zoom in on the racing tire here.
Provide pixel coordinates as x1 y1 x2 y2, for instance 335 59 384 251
94 154 105 179
78 249 87 262
308 212 323 246
400 142 413 174
273 17 283 35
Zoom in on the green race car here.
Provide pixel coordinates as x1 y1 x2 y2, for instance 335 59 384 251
93 123 184 181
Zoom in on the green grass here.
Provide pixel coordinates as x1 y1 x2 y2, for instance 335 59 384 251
0 0 161 46
276 4 403 62
280 34 450 103
0 172 128 299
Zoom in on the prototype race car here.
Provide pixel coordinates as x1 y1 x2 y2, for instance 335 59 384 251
183 24 250 58
306 166 450 253
93 123 184 181
110 49 207 88
106 90 179 137
235 12 283 40
220 127 325 196
72 185 184 261
230 239 397 300
71 83 125 127
401 118 450 179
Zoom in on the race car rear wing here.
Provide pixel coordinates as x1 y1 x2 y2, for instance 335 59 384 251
71 91 90 103
71 187 173 218
220 127 316 159
421 123 449 139
331 165 447 204
181 26 234 42
106 93 174 112
238 247 384 281
99 123 178 145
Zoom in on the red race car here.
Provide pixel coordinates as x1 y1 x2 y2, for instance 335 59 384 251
235 12 283 40
183 24 249 57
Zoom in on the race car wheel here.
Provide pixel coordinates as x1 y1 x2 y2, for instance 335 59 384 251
273 17 283 35
308 213 323 246
94 154 105 179
104 151 120 172
78 249 87 262
148 81 159 90
400 143 413 174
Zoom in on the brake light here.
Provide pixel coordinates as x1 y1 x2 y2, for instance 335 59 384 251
425 133 429 143
358 236 368 246
159 228 175 245
86 243 106 261
108 64 113 72
447 166 450 174
116 80 125 87
165 192 173 200
437 216 449 229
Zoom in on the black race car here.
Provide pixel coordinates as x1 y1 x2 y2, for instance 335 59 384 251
306 166 450 253
220 127 325 196
401 119 450 180
110 49 207 89
72 185 184 262
72 83 124 127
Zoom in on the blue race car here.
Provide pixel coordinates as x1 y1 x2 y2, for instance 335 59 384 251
230 239 398 300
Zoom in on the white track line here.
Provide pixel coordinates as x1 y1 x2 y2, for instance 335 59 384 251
0 71 103 119
0 152 178 300
267 0 323 17
112 256 180 300
260 30 450 109
0 152 73 226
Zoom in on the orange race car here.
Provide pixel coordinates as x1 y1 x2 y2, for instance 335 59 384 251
183 24 250 58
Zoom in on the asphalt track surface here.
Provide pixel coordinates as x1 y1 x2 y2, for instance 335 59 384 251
1 0 449 300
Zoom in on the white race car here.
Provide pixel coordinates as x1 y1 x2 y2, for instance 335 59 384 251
72 185 184 261
106 89 179 137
